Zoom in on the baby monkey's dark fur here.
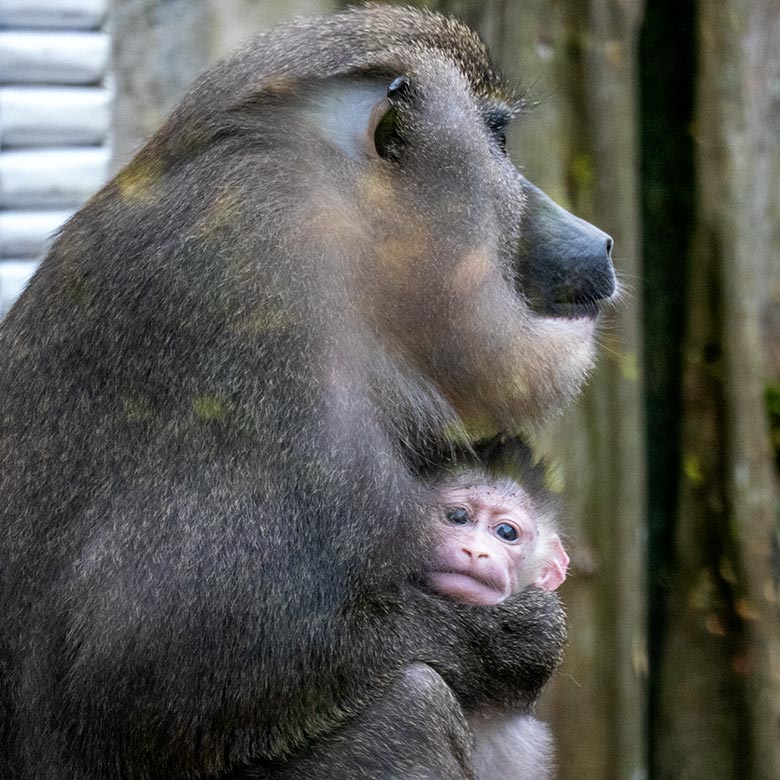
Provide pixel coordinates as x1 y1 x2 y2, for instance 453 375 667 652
0 5 614 779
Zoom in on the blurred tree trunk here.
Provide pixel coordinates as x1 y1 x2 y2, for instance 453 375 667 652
535 5 647 780
110 0 214 168
425 2 647 779
109 0 335 169
657 3 780 779
209 0 337 61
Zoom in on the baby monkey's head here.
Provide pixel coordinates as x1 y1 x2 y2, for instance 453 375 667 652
424 440 569 606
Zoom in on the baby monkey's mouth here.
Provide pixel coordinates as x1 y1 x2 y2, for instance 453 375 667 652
427 568 509 606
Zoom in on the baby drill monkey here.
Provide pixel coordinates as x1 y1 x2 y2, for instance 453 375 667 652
423 438 570 780
426 471 569 606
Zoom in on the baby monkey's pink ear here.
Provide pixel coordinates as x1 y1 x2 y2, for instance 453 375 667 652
535 533 570 591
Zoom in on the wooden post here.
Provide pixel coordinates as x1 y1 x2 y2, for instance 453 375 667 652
0 148 109 208
0 31 109 85
0 3 112 328
658 3 780 779
0 211 72 258
0 87 111 147
0 0 107 29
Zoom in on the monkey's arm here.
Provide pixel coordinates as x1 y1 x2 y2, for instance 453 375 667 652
398 585 566 710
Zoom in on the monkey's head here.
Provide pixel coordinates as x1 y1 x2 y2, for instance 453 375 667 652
299 8 615 433
116 5 615 437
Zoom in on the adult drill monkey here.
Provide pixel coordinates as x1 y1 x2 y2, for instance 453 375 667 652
0 5 615 779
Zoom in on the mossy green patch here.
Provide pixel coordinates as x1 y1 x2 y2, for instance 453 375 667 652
571 153 596 190
683 453 705 485
193 393 232 422
122 396 154 423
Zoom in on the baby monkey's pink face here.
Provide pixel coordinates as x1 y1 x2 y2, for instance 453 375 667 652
426 480 569 606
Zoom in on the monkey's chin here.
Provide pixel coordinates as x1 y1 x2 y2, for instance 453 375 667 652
427 572 507 606
537 312 598 366
537 311 598 334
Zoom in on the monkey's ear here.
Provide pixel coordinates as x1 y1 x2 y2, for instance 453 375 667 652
312 76 410 162
535 533 570 592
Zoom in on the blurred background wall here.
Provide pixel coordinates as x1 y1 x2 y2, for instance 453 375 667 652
2 1 779 779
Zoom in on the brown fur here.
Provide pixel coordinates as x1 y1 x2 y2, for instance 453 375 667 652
0 6 612 779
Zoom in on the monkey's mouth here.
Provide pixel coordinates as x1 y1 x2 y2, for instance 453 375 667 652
427 570 508 606
520 264 618 321
541 300 602 319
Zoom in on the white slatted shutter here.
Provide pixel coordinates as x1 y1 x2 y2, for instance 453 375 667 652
0 0 110 316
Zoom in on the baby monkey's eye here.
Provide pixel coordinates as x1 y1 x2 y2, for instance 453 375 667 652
495 523 519 542
444 507 471 525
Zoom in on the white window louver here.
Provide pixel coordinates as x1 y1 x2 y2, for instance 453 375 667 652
0 0 110 316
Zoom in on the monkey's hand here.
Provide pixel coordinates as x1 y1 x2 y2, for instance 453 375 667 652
399 584 566 710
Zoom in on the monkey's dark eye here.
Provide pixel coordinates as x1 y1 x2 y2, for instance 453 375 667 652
485 108 510 155
445 507 471 525
374 106 403 161
495 523 519 542
374 76 412 161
